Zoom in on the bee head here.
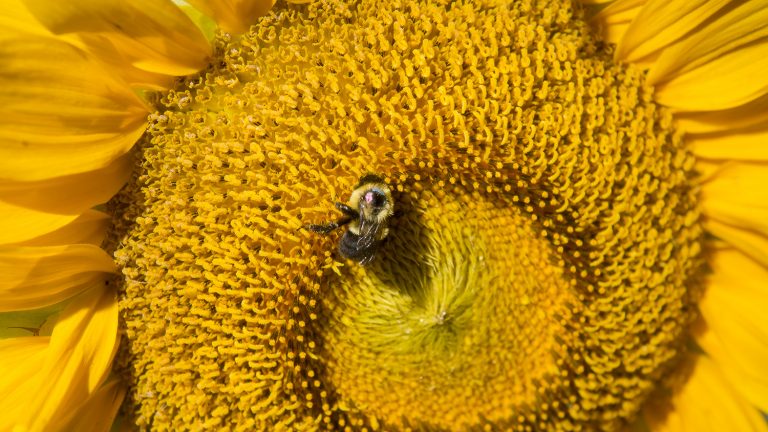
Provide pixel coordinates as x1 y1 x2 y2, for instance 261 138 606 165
363 189 387 209
359 187 392 220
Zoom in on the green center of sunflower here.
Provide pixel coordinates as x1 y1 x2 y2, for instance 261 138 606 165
324 190 578 429
109 0 704 430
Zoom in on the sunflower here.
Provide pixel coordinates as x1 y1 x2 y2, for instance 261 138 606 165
1 0 766 430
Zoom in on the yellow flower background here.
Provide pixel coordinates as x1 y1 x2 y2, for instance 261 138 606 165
1 0 767 430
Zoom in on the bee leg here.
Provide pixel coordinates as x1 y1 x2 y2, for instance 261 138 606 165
335 202 360 219
305 217 352 235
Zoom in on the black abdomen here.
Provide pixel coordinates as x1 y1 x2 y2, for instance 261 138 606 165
339 231 379 265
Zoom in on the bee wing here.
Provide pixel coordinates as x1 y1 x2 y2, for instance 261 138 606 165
355 216 380 249
358 251 376 266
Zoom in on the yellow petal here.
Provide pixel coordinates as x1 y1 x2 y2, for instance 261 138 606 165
695 320 768 415
54 379 126 432
701 162 768 236
647 1 768 110
13 210 110 247
705 219 768 268
73 34 179 91
21 0 212 77
675 93 768 134
592 0 647 47
0 155 132 244
33 287 120 431
0 35 147 181
0 0 49 36
692 159 726 182
616 0 734 63
693 248 768 412
595 0 648 22
0 206 79 249
0 301 59 339
186 0 276 34
4 0 179 91
644 355 768 432
689 124 768 161
0 336 50 399
653 42 768 111
0 244 116 312
0 287 120 430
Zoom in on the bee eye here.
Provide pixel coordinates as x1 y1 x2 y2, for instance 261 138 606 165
364 190 387 209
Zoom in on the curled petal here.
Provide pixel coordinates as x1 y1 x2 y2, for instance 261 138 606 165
0 286 120 430
616 0 735 63
186 0 276 34
592 0 647 47
21 0 212 77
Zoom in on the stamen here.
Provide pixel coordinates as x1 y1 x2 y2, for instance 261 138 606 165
110 0 703 429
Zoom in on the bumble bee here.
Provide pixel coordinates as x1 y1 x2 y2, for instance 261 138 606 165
305 174 394 265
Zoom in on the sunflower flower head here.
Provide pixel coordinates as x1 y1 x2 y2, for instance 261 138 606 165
108 0 707 429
